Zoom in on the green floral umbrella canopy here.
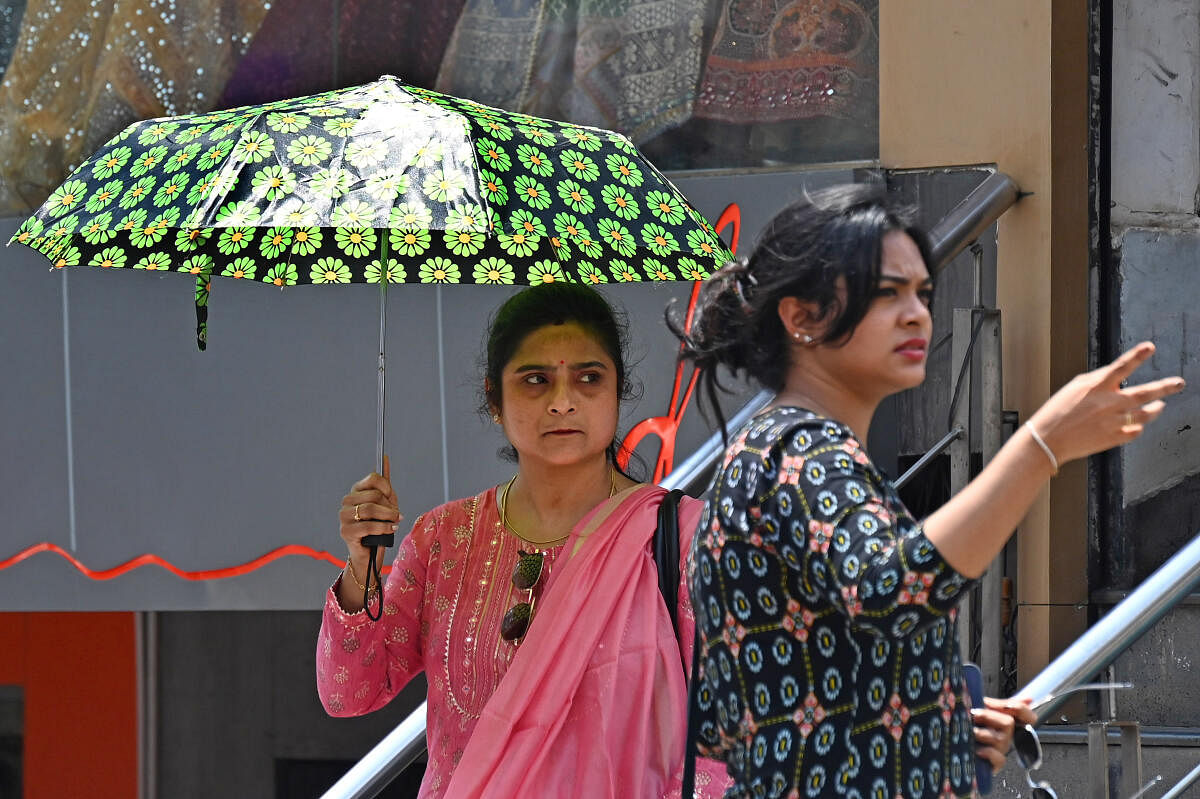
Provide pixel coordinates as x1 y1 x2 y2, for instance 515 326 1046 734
10 74 732 349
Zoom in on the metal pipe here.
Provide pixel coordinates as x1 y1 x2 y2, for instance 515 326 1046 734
927 172 1021 271
894 426 963 490
661 389 773 493
320 700 429 799
1015 531 1200 722
1160 759 1200 799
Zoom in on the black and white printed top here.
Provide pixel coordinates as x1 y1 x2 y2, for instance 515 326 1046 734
688 406 978 799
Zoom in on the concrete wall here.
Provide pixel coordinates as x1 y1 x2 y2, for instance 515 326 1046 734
1109 0 1200 597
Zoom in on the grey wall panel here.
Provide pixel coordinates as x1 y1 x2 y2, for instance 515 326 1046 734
1 239 71 559
1118 228 1200 505
1111 0 1200 222
64 270 442 566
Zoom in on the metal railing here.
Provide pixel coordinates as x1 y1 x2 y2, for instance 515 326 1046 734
321 170 1027 799
1015 531 1200 721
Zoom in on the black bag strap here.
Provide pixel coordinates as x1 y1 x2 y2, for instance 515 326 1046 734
653 488 685 638
680 626 701 799
653 488 703 796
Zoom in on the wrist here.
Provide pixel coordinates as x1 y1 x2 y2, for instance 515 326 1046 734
344 557 368 591
1024 421 1059 476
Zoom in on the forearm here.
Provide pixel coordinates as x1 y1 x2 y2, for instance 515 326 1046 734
316 578 418 716
923 424 1057 578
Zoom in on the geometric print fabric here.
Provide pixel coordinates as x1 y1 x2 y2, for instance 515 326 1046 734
688 406 978 798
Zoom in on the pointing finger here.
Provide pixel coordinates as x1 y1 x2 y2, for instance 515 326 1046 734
1102 342 1155 388
1122 376 1187 404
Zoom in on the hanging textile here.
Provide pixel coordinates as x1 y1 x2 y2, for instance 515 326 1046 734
436 0 706 144
694 0 876 123
0 0 270 214
218 0 467 109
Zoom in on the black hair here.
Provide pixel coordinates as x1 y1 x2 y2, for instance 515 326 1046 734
481 282 641 470
671 183 934 438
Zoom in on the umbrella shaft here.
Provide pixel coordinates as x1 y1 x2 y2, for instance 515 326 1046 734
376 232 388 475
377 279 386 474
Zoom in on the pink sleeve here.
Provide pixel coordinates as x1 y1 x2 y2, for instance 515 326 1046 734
315 514 431 717
673 496 734 798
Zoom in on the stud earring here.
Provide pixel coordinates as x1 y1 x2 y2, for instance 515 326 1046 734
803 334 814 344
492 413 501 423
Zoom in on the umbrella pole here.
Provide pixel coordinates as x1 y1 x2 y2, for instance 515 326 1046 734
376 273 386 480
360 233 392 621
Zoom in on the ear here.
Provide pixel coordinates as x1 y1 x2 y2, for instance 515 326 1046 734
777 296 821 341
484 379 501 420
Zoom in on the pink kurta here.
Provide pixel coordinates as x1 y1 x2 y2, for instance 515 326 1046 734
316 484 730 798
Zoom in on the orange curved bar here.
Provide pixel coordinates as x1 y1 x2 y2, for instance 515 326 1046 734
0 541 392 581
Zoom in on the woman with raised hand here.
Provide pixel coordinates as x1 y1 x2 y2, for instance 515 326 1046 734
674 184 1184 798
317 282 730 798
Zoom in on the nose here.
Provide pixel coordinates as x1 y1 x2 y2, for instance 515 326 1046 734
902 292 931 328
547 381 577 415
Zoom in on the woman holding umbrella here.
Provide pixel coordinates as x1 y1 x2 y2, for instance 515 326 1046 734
316 282 732 798
674 184 1185 797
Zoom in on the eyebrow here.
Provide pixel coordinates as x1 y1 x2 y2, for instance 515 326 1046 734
879 273 934 287
512 361 609 373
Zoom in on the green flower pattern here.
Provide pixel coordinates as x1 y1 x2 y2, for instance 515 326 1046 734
12 75 731 346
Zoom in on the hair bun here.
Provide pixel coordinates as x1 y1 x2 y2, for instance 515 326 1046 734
712 255 756 314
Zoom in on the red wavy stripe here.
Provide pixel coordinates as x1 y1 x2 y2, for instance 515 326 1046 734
0 542 393 581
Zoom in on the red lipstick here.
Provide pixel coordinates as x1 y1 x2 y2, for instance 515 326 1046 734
895 338 927 362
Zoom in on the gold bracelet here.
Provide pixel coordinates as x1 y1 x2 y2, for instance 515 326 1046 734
344 557 368 591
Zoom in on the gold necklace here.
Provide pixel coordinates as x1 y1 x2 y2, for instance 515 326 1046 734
500 467 617 547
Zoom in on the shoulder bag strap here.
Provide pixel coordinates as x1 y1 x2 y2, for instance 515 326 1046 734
653 488 685 637
654 488 702 797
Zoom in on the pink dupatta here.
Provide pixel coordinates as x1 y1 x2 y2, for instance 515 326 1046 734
444 484 722 798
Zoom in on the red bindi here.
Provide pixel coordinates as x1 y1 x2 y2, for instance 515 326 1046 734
559 360 565 365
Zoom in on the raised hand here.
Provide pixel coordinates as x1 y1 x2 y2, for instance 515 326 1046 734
1026 342 1185 468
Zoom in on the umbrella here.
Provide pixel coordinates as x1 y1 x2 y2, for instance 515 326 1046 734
9 74 733 614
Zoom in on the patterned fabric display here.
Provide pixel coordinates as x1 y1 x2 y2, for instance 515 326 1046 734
689 406 977 799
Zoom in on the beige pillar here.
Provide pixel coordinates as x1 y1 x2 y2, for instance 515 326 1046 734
879 2 1091 685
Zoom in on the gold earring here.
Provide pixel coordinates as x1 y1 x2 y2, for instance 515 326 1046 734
492 413 501 423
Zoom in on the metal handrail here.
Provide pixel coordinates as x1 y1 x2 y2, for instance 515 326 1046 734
322 702 428 799
927 171 1021 272
1015 531 1200 721
664 389 773 493
1161 759 1200 799
321 171 1024 799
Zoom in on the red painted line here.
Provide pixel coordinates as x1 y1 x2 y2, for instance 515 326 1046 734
0 542 392 581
